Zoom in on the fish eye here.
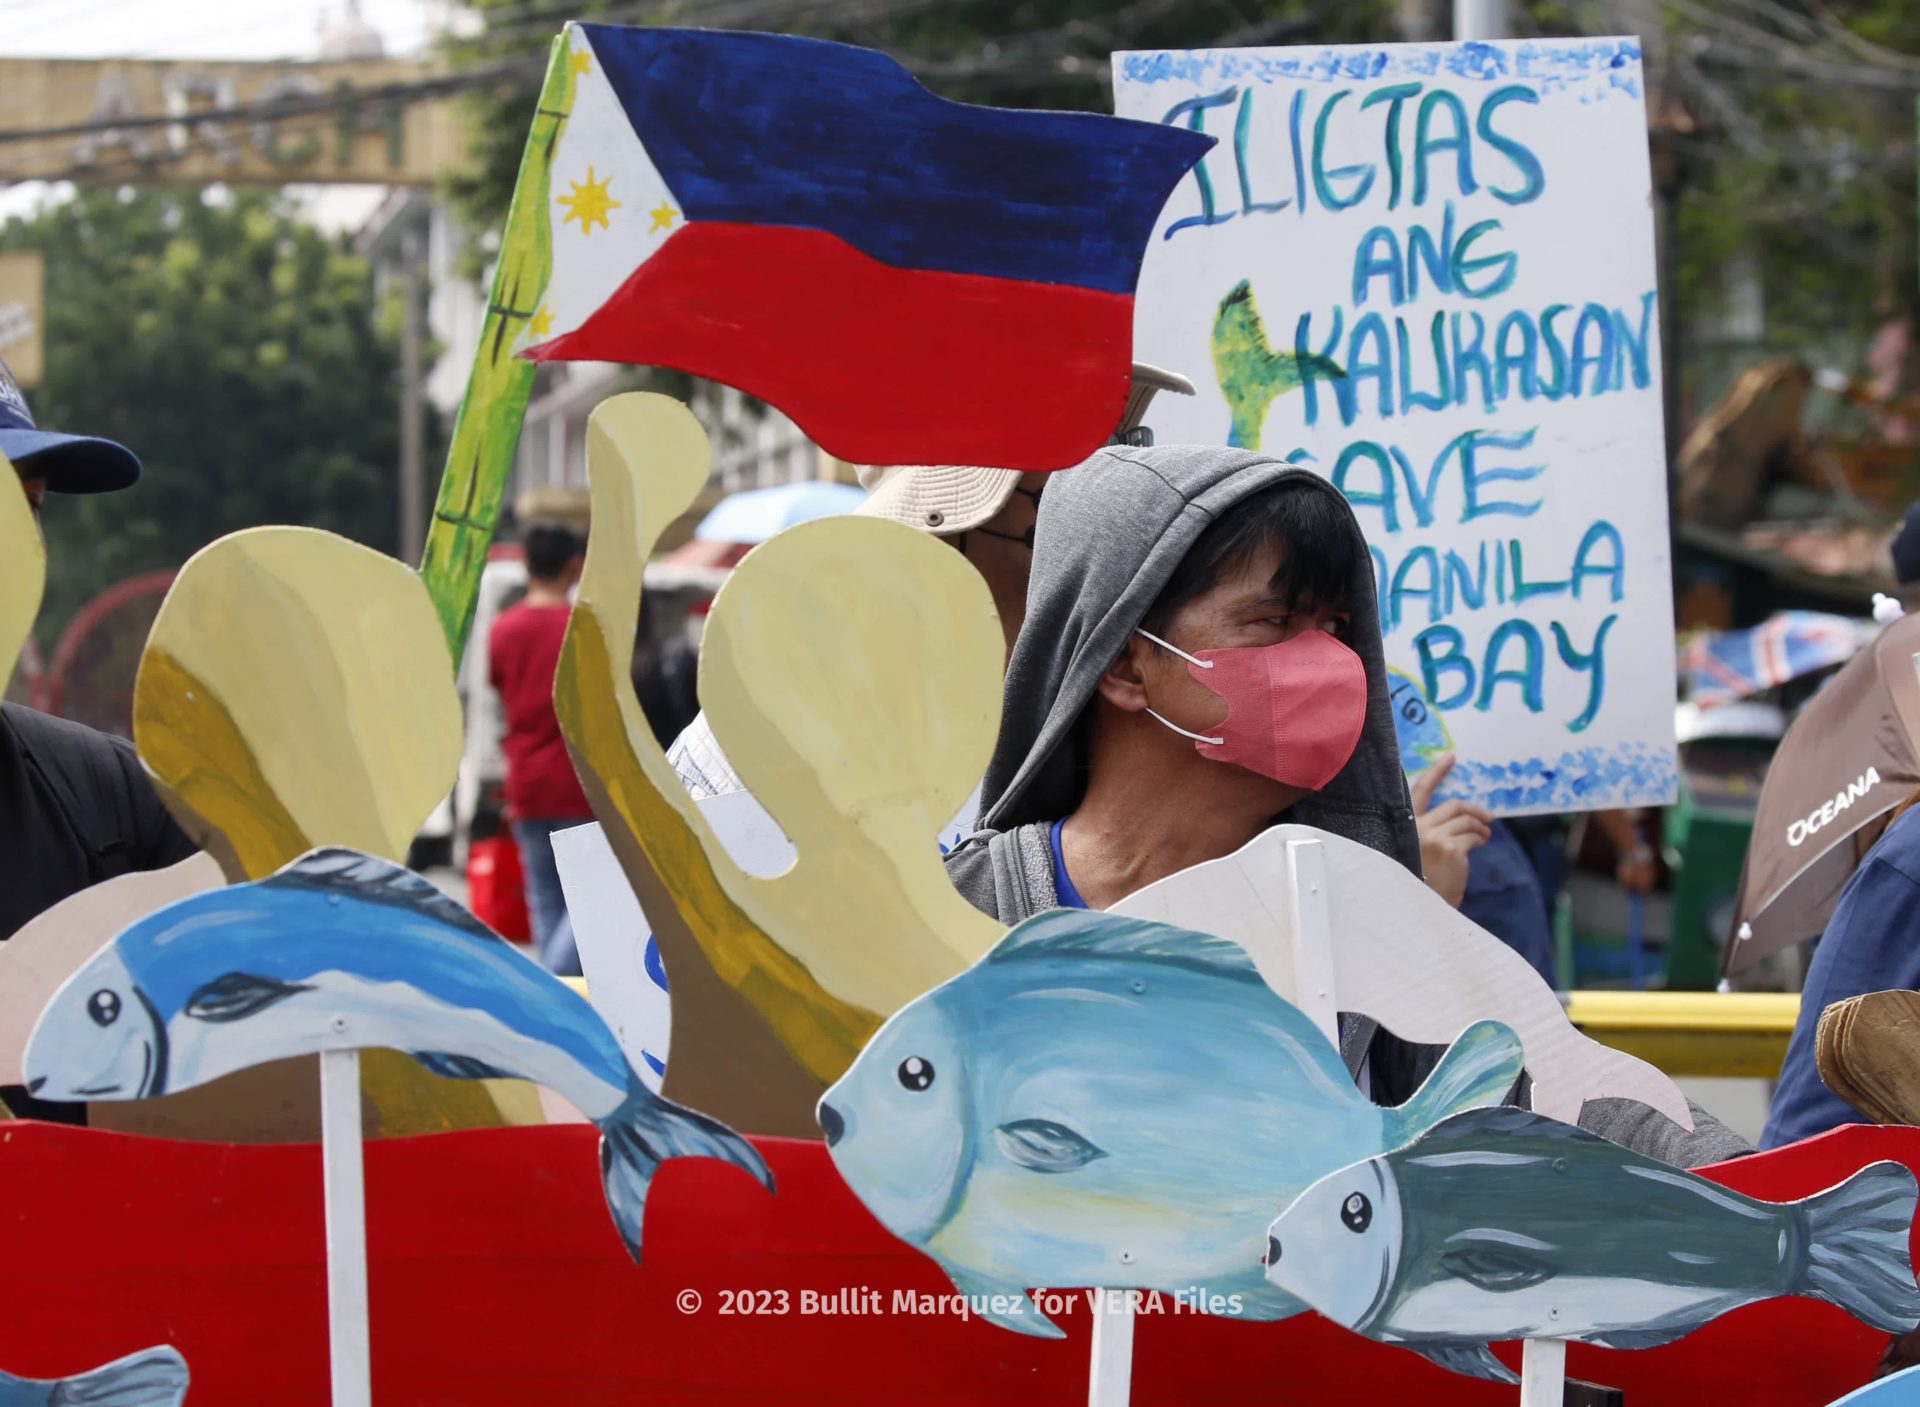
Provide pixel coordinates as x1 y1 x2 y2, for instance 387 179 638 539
87 990 121 1028
1341 1191 1371 1233
896 1056 935 1092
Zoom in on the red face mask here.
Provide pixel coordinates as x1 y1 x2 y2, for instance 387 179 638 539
1136 627 1368 791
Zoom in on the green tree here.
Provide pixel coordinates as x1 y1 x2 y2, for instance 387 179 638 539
1 187 405 647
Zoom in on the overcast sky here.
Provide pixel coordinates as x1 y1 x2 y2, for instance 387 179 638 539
0 1 467 226
3 0 451 61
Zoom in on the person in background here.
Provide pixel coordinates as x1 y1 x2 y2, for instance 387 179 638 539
489 521 593 975
0 356 197 1121
946 442 1747 1168
1890 500 1920 587
1762 791 1920 1148
667 363 1195 800
631 593 701 748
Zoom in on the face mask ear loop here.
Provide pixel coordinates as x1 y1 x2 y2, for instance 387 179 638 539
1135 627 1214 669
1144 707 1225 747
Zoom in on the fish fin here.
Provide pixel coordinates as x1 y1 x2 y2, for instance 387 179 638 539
1437 1246 1556 1293
1798 1160 1920 1332
1231 1280 1307 1322
410 1051 517 1082
46 1344 189 1407
1587 1324 1693 1351
597 1084 772 1265
1406 1343 1518 1384
985 909 1260 984
993 1118 1107 1173
182 972 312 1023
267 847 506 946
1385 1021 1527 1148
942 1269 1064 1339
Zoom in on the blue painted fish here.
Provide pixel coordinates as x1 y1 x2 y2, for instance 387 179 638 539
1386 670 1452 779
1825 1362 1920 1405
817 909 1524 1336
0 1345 187 1407
1265 1106 1920 1383
21 848 772 1262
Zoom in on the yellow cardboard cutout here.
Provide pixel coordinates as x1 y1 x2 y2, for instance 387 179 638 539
129 526 538 1138
136 527 462 879
557 394 1005 1131
1 457 43 688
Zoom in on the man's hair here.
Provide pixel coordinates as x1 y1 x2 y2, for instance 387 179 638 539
524 520 580 581
1139 481 1357 636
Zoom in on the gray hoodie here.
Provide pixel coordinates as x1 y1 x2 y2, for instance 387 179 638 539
944 444 1747 1168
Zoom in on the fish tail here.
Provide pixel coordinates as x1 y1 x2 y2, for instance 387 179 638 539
48 1344 189 1406
596 1083 774 1265
1800 1160 1920 1333
1385 1019 1526 1149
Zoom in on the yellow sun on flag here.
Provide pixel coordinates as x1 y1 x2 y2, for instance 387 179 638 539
649 201 679 233
559 166 621 236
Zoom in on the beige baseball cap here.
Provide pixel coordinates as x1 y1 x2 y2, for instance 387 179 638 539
855 361 1196 535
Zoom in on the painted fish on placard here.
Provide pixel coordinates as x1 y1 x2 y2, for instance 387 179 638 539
1264 1106 1920 1383
21 848 772 1262
0 1345 187 1407
817 908 1525 1337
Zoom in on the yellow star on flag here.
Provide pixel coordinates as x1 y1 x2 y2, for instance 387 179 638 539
528 305 554 339
568 48 592 78
649 201 679 233
558 166 621 236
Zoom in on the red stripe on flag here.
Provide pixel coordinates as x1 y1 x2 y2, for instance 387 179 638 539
525 222 1136 471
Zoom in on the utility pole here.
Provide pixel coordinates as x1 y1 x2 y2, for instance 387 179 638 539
398 217 426 566
1452 0 1508 41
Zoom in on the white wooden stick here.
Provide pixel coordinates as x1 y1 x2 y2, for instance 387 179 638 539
1087 1290 1135 1407
1285 839 1339 1043
320 1049 372 1407
1519 1337 1566 1406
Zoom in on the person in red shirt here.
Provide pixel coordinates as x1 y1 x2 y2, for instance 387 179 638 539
489 521 592 974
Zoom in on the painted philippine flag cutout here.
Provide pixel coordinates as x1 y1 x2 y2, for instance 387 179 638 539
523 25 1213 471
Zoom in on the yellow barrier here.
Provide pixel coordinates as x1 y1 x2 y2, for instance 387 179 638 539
1565 991 1799 1080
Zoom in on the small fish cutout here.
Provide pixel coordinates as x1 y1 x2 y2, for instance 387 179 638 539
821 908 1524 1336
24 846 772 1264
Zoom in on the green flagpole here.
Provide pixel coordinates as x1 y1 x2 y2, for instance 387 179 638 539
418 33 576 662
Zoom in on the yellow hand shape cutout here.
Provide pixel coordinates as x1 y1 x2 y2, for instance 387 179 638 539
557 394 1006 1135
135 526 462 880
1 458 44 689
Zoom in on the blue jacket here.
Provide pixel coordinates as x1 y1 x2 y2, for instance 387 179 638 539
1763 806 1920 1148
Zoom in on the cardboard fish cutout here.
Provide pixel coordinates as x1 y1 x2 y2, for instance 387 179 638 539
523 25 1211 471
1265 1106 1920 1383
0 1345 188 1407
1824 1363 1920 1405
818 908 1524 1336
22 847 771 1262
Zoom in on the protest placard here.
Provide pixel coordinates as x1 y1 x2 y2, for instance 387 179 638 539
1115 38 1676 813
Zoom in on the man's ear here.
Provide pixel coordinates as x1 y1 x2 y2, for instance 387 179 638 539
1095 634 1153 713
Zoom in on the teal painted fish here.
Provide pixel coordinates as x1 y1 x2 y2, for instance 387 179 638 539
0 1345 186 1407
1265 1106 1920 1383
818 909 1524 1337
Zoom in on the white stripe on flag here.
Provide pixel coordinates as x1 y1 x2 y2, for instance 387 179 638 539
529 25 685 352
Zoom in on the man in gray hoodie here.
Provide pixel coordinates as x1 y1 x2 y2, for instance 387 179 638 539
946 443 1747 1167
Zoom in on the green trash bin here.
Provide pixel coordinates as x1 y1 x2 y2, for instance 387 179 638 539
1662 731 1774 989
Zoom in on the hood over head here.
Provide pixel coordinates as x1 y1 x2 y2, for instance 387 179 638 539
976 443 1420 877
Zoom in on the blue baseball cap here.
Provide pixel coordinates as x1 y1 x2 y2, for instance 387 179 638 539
0 355 140 493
